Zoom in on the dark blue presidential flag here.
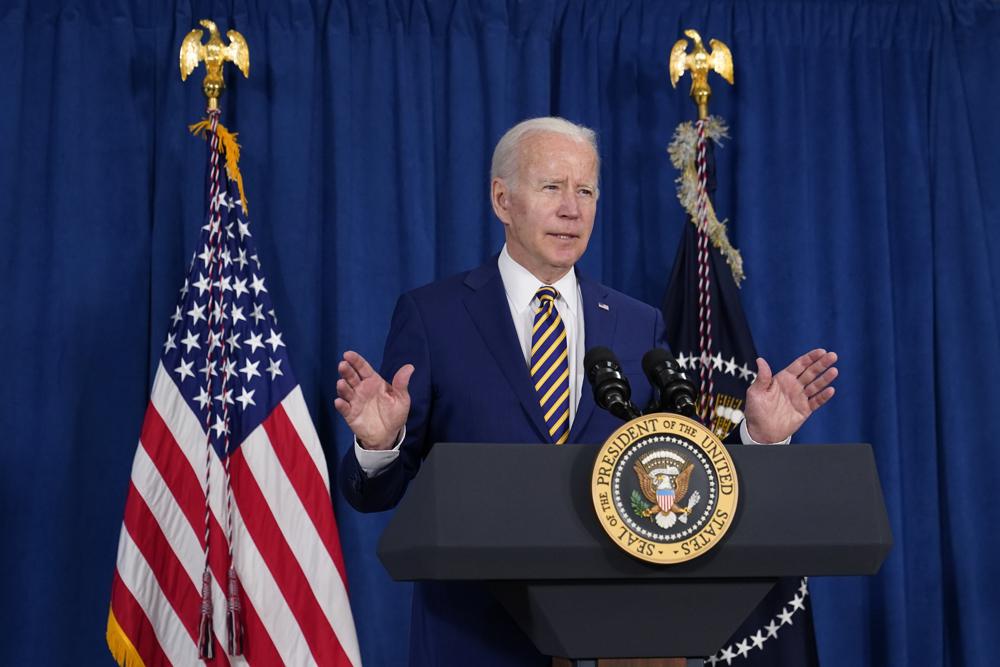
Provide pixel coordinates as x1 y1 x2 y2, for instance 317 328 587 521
662 119 820 667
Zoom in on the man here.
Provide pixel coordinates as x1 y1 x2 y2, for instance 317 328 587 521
336 117 837 666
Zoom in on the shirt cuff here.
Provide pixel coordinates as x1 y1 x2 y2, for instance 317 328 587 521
354 427 406 477
739 419 791 445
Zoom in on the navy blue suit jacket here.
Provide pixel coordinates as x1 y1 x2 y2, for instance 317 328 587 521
339 259 666 665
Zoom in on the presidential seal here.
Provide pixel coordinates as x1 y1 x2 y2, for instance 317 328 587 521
591 414 738 564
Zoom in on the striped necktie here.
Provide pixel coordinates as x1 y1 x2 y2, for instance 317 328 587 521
530 286 571 444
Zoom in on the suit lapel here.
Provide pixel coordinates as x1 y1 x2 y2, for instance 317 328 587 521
462 262 550 442
569 272 617 441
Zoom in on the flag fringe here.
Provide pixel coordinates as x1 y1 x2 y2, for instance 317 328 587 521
668 116 745 286
189 118 249 213
106 608 147 667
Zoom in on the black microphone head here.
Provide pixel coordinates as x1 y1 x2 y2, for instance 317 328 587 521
642 347 687 387
641 348 672 380
584 346 637 420
642 347 697 416
584 346 619 381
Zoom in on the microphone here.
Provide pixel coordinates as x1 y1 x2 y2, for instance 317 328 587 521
641 348 697 417
584 346 641 421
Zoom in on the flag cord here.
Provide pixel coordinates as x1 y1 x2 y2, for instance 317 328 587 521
694 120 716 425
195 109 245 659
205 111 245 657
196 108 224 661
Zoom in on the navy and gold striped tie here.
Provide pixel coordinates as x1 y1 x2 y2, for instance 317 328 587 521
530 286 570 444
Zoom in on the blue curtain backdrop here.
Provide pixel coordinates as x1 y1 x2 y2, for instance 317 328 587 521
1 0 998 665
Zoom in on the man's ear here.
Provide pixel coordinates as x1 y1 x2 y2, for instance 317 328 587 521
491 177 512 224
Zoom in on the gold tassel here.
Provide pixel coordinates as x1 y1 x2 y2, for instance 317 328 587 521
680 162 745 285
106 608 147 667
189 118 249 213
667 117 746 286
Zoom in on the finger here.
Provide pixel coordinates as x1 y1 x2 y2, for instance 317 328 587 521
753 357 773 388
342 350 378 381
808 386 836 411
333 396 351 419
804 366 839 397
338 359 362 386
781 348 825 378
336 378 356 401
797 351 838 387
391 364 415 396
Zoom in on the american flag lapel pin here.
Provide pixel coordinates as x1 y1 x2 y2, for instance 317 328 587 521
598 302 610 311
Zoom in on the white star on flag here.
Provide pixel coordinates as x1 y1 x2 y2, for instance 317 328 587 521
240 359 261 382
266 329 284 351
174 358 194 381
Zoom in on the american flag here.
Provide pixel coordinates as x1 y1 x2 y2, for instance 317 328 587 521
107 115 361 666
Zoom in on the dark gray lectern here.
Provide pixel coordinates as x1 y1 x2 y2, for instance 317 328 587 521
378 443 892 662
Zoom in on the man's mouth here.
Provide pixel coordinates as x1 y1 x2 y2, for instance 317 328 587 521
548 233 578 240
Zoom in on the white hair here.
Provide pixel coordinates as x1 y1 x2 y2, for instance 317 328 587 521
490 117 599 186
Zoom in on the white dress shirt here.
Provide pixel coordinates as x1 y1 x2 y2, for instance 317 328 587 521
496 245 585 426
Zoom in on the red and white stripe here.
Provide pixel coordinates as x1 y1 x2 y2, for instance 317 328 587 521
109 364 361 666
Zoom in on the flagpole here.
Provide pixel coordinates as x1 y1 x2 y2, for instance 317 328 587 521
179 20 250 659
109 20 361 667
668 30 736 425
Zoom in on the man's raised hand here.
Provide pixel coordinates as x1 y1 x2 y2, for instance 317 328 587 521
743 348 838 444
334 350 414 450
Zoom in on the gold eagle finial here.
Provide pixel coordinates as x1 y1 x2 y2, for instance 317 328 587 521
179 20 250 110
669 29 733 119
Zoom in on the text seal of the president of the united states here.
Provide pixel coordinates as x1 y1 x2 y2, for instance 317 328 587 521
591 414 739 564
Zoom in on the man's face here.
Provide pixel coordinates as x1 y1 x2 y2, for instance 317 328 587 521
491 132 599 284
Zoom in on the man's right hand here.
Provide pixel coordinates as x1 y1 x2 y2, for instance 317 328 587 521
334 350 414 451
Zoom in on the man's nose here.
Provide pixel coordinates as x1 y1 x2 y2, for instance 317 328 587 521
558 189 581 218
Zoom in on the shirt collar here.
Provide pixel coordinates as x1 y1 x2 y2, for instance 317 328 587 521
498 244 579 314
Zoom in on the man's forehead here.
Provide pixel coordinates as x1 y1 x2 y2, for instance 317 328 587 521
518 132 598 180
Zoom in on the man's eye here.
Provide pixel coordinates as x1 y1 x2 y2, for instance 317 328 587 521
578 189 594 197
543 184 560 192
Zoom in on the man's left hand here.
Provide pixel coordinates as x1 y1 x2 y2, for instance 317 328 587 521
744 348 838 444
